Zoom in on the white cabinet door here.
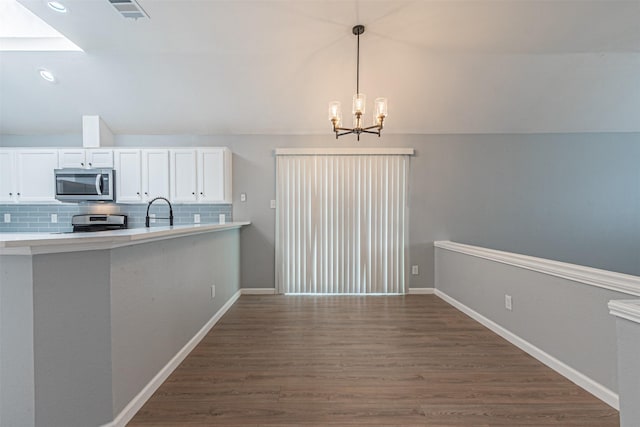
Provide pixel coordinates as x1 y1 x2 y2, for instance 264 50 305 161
58 149 114 168
16 150 59 202
86 150 114 168
170 150 198 203
58 149 86 168
0 150 16 203
198 149 226 203
141 150 169 201
114 150 143 203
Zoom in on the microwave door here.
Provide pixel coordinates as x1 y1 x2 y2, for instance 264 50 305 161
57 173 100 195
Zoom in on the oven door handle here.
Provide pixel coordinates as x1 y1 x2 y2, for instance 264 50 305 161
95 174 103 195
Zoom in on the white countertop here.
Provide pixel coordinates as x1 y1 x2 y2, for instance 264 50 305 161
0 222 250 255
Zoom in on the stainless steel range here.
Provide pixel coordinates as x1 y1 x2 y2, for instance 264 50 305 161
72 214 128 232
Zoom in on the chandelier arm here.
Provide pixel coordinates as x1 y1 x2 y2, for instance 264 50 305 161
337 130 356 137
360 129 381 135
362 124 382 131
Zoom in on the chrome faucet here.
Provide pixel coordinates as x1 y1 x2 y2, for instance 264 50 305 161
145 197 174 227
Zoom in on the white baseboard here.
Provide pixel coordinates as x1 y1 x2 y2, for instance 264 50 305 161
102 289 243 427
242 288 277 295
434 289 619 410
408 287 435 295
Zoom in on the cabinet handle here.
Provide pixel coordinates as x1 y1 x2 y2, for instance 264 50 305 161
192 192 195 195
144 192 148 195
81 162 84 167
136 192 140 195
17 192 20 196
200 192 204 195
9 192 12 196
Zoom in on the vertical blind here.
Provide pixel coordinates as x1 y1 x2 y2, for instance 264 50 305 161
276 153 409 294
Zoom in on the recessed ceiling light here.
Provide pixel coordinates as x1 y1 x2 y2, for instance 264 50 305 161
39 68 56 83
47 1 67 13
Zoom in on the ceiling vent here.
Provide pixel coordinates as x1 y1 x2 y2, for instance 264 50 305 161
108 0 149 20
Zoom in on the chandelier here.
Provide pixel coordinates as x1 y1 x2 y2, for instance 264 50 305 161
328 25 387 140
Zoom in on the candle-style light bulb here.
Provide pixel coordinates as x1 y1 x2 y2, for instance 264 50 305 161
352 93 366 115
328 101 342 125
375 98 387 120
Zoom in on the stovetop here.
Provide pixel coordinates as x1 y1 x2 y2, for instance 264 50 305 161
72 214 128 232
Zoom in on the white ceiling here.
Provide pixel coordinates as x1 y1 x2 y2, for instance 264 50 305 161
1 0 639 135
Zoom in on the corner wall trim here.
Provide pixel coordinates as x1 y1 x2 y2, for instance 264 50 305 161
241 288 277 295
608 299 640 324
434 289 619 410
434 241 640 297
102 288 243 427
408 287 435 294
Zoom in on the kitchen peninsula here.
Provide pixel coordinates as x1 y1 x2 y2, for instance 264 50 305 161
0 222 249 427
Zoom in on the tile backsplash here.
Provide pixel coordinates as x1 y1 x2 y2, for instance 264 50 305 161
0 203 232 232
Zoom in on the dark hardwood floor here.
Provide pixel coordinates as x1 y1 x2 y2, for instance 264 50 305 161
128 295 619 426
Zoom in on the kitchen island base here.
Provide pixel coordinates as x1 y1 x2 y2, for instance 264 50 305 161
0 224 245 427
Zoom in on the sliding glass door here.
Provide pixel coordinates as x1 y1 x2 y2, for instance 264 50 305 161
276 152 409 294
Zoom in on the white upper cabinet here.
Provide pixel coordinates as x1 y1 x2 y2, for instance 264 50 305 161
86 150 114 168
15 150 59 203
58 149 86 168
0 150 16 203
3 146 231 205
116 149 170 203
169 149 198 203
114 149 143 203
198 148 231 203
58 149 113 168
141 149 170 201
170 148 231 204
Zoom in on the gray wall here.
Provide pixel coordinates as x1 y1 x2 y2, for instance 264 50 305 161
110 229 241 414
615 317 640 427
435 247 630 394
0 256 35 427
228 133 640 288
32 251 113 427
3 132 639 287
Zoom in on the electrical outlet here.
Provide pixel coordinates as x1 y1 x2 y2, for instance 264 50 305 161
51 213 58 223
218 214 225 224
240 193 246 202
211 285 216 299
411 265 419 275
149 213 156 223
194 214 201 223
505 294 513 311
3 213 10 223
270 199 276 209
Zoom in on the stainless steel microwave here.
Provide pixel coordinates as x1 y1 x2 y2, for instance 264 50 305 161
54 168 115 202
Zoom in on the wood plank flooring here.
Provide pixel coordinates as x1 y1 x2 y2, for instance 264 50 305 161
128 295 619 426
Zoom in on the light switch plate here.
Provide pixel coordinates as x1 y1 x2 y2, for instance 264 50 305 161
240 193 246 202
219 214 225 224
270 199 276 209
505 294 513 311
149 213 156 223
411 265 419 275
194 214 201 223
51 213 58 223
3 213 10 223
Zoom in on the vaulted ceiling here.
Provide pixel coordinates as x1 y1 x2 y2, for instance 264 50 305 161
1 0 639 135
